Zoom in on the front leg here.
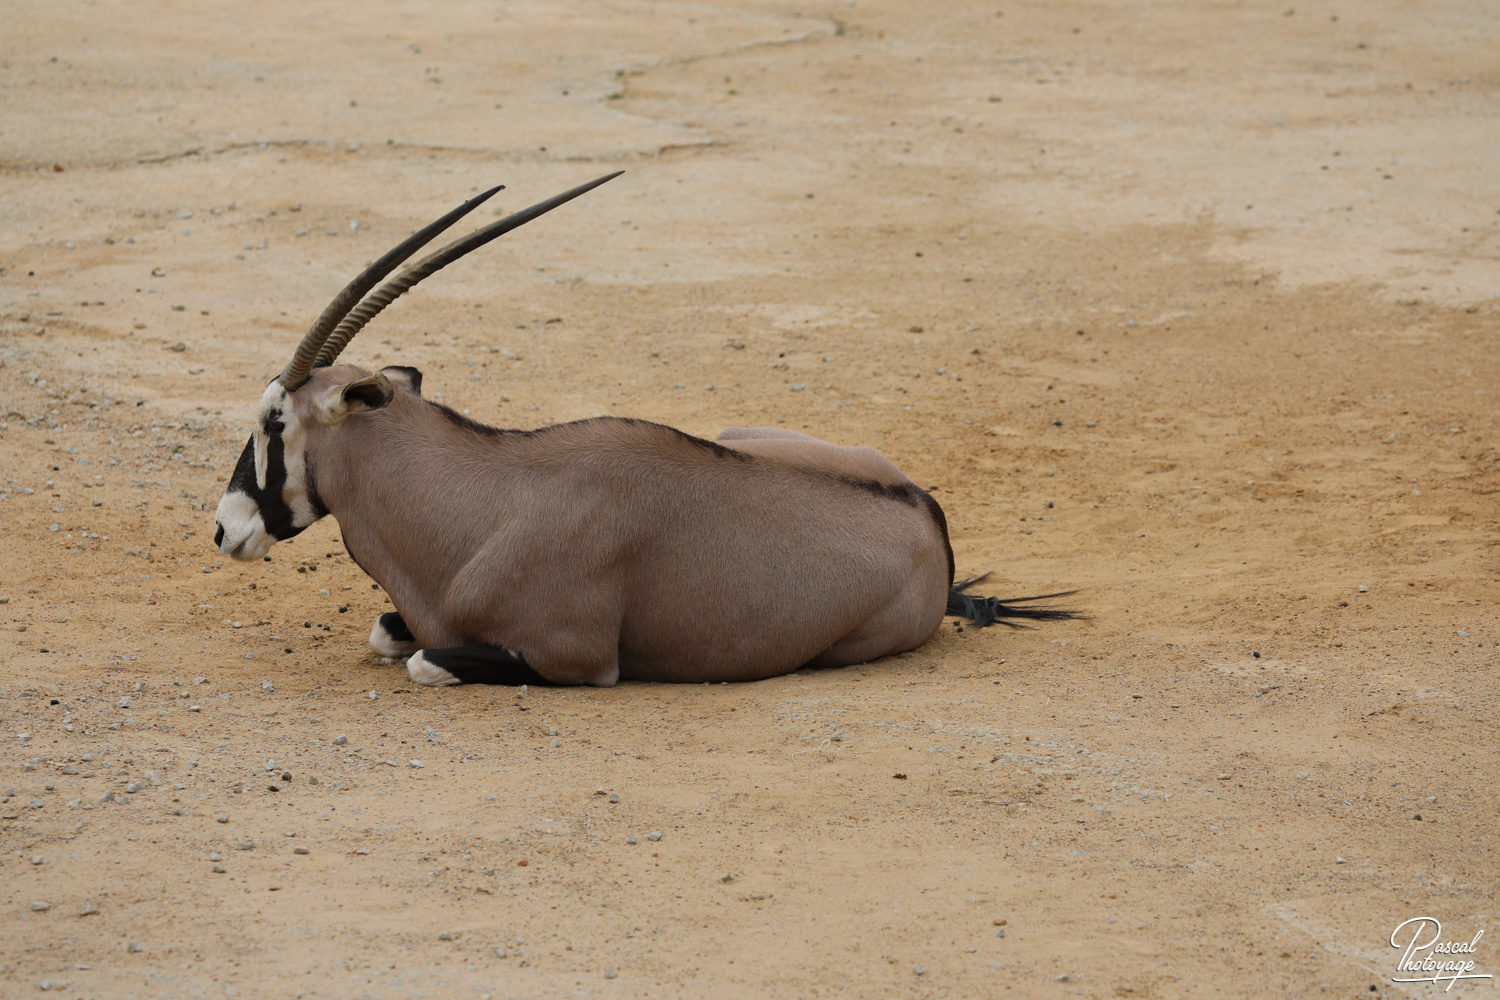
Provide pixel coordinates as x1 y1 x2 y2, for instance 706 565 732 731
407 644 553 687
369 612 421 658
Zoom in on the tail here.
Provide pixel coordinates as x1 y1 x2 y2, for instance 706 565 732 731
945 573 1085 629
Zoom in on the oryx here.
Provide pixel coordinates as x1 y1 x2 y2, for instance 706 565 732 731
213 173 1078 687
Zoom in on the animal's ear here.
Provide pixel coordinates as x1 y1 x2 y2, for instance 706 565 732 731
379 365 423 395
319 373 394 425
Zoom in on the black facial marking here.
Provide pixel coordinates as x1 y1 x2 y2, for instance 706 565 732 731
214 523 225 547
420 644 549 686
226 432 303 541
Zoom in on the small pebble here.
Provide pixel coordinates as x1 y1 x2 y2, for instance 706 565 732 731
127 941 143 954
495 947 507 958
235 839 254 850
260 681 273 692
608 793 620 804
646 831 662 842
216 814 229 824
437 931 452 941
30 901 50 912
409 760 423 769
626 836 638 845
1358 583 1368 592
604 969 617 979
210 854 223 862
333 735 348 746
212 864 226 874
368 691 379 700
79 902 99 916
293 846 309 855
30 855 44 865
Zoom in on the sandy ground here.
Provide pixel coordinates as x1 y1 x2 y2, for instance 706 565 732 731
2 1 1499 997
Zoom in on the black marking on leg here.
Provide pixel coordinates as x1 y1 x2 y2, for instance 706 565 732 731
377 612 413 644
421 644 551 686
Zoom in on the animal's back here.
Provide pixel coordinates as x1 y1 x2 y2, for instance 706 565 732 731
563 422 953 681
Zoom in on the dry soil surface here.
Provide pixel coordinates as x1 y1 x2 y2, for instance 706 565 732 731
2 1 1499 998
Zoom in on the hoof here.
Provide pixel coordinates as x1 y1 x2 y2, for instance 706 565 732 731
370 617 420 658
407 650 460 687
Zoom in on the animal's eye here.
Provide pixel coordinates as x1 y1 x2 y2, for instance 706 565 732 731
266 420 285 435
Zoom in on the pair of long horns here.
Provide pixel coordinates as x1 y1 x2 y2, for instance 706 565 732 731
278 171 624 390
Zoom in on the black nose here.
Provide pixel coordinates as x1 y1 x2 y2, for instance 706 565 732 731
214 523 225 547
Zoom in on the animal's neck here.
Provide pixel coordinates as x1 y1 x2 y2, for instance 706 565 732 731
309 394 538 619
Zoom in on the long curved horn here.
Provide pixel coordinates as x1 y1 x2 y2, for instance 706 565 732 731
311 171 623 370
278 184 505 390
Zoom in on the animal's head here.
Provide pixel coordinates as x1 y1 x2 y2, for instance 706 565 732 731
214 365 424 559
212 171 622 561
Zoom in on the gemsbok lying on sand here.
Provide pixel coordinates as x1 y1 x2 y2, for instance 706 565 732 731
212 173 1079 687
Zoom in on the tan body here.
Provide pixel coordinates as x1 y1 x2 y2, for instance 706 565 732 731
308 367 951 685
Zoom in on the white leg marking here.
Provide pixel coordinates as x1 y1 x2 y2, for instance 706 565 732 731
369 619 420 658
407 650 460 687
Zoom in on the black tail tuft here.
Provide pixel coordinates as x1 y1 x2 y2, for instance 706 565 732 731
945 573 1086 629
